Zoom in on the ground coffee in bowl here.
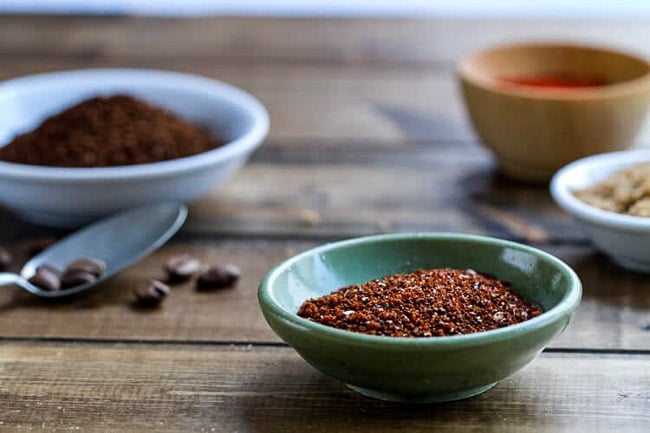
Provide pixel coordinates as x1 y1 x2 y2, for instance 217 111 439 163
0 95 221 167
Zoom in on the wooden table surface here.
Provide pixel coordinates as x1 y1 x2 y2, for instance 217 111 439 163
0 15 649 432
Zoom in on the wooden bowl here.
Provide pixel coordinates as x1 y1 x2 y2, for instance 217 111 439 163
459 43 650 182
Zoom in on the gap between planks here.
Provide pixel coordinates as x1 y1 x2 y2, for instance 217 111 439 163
0 336 648 356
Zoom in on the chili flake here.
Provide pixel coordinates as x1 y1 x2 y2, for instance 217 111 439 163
297 268 541 337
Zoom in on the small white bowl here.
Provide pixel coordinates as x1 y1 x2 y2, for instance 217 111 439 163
551 150 650 272
0 68 269 227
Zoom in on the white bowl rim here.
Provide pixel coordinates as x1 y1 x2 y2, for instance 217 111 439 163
550 150 650 232
0 68 269 182
259 232 582 348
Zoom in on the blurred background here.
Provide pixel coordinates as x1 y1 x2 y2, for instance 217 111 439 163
2 0 650 18
1 4 649 430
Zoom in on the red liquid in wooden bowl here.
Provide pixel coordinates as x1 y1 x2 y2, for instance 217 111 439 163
499 75 607 90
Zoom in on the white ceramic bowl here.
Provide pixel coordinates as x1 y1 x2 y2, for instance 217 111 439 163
0 69 269 227
551 150 650 272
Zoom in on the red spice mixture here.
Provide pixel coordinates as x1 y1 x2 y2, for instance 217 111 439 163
297 268 541 337
0 95 221 167
499 74 606 89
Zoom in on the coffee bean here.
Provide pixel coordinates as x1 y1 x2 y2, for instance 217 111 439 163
134 280 170 307
196 264 240 291
28 265 62 291
25 237 57 257
61 270 97 288
65 258 106 277
164 255 201 283
0 247 12 271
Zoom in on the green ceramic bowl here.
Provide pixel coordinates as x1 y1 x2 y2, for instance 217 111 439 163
258 233 581 403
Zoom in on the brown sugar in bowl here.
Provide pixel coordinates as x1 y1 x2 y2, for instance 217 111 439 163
458 43 650 182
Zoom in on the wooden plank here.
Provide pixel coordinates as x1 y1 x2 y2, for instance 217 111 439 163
0 240 648 350
0 342 647 432
0 240 285 343
0 58 473 143
3 58 650 145
0 153 579 243
184 159 579 243
3 16 650 67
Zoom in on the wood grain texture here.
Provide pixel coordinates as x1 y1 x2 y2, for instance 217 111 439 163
0 342 647 433
0 240 647 350
0 17 648 350
3 16 650 66
0 58 474 143
0 15 649 432
184 159 574 242
0 154 580 243
3 58 650 146
3 17 650 144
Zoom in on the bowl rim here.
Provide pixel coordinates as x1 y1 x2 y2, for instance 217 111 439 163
458 42 650 101
550 149 650 231
258 232 582 348
0 68 269 182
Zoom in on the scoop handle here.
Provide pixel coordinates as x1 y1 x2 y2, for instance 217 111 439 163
0 272 21 287
0 271 75 297
0 272 44 295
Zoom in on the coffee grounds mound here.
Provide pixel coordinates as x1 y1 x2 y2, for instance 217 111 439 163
298 268 542 337
0 95 221 167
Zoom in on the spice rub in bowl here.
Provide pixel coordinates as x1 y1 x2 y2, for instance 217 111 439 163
298 268 541 337
572 162 650 217
259 233 581 403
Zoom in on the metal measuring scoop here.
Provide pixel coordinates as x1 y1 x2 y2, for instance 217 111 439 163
0 203 187 298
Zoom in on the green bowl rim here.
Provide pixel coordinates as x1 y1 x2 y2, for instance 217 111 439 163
258 233 582 348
